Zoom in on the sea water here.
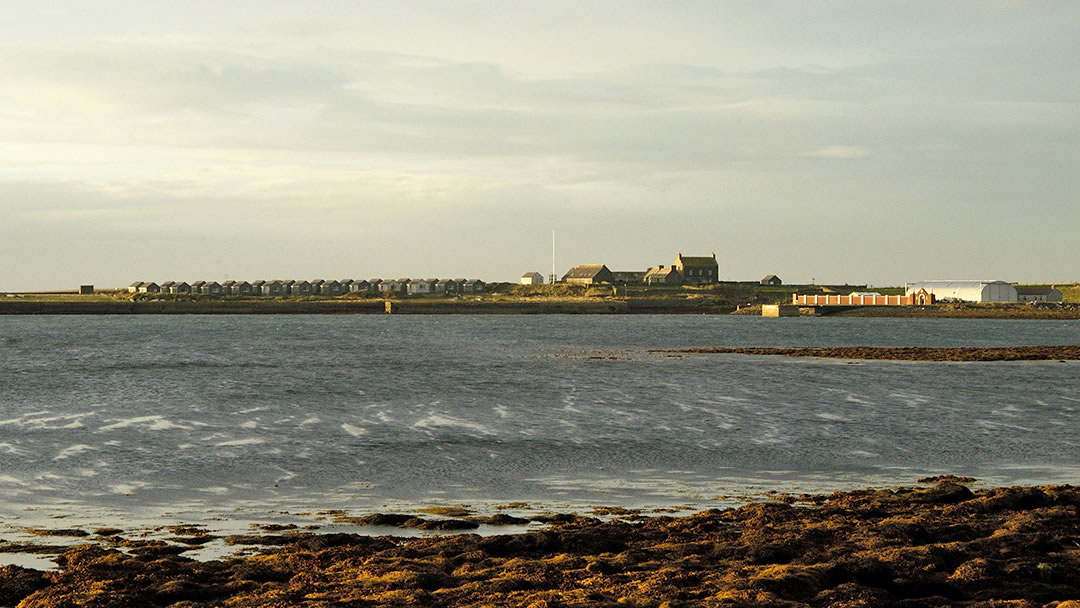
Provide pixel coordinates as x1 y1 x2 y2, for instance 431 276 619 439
1 314 1078 535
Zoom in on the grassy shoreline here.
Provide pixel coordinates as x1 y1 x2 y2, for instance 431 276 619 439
2 283 1079 318
0 298 728 315
4 298 1080 318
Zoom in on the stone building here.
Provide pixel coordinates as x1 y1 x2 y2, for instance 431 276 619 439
673 253 718 284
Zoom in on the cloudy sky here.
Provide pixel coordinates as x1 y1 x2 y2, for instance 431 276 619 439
2 1 1078 290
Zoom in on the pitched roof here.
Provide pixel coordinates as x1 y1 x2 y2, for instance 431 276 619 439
1015 286 1058 296
676 253 717 268
762 274 779 282
645 266 680 278
563 264 610 279
907 280 1011 289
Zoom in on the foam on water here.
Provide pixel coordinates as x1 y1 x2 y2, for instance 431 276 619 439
341 424 368 437
54 445 96 460
98 415 191 431
0 315 1077 531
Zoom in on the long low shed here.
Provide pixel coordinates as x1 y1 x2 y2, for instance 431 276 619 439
794 292 934 306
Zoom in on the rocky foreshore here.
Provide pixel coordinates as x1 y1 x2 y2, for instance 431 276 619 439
3 482 1078 607
653 345 1080 362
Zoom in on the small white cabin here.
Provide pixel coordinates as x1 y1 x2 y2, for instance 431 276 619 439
408 279 433 294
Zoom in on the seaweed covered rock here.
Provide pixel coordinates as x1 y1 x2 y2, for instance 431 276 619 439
12 484 1080 607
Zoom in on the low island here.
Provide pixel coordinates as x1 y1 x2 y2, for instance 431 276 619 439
2 282 1080 318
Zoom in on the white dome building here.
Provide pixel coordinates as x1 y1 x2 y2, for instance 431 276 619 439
905 280 1018 303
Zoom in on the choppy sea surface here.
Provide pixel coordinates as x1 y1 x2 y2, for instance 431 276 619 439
1 314 1078 541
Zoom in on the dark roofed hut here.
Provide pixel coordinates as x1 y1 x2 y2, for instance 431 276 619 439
611 271 646 285
292 280 313 296
1016 286 1064 302
264 280 285 296
462 279 486 293
323 280 344 296
644 266 683 285
562 265 615 286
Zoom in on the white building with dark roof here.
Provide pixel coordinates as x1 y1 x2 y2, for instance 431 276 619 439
1015 286 1063 302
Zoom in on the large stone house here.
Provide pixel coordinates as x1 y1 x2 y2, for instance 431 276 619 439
673 253 718 284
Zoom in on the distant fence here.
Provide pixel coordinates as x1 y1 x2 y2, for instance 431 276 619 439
793 293 934 306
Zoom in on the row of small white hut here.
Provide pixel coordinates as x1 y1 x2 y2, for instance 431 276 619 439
128 278 487 296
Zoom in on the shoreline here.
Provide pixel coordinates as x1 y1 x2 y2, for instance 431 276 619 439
0 298 727 315
3 298 1080 318
653 345 1080 361
3 481 1078 606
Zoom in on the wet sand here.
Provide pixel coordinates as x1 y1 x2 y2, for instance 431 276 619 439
3 482 1078 607
652 345 1080 362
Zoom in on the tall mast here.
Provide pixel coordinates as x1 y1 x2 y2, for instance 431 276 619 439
551 229 556 284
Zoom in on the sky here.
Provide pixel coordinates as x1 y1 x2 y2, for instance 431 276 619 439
2 1 1078 290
